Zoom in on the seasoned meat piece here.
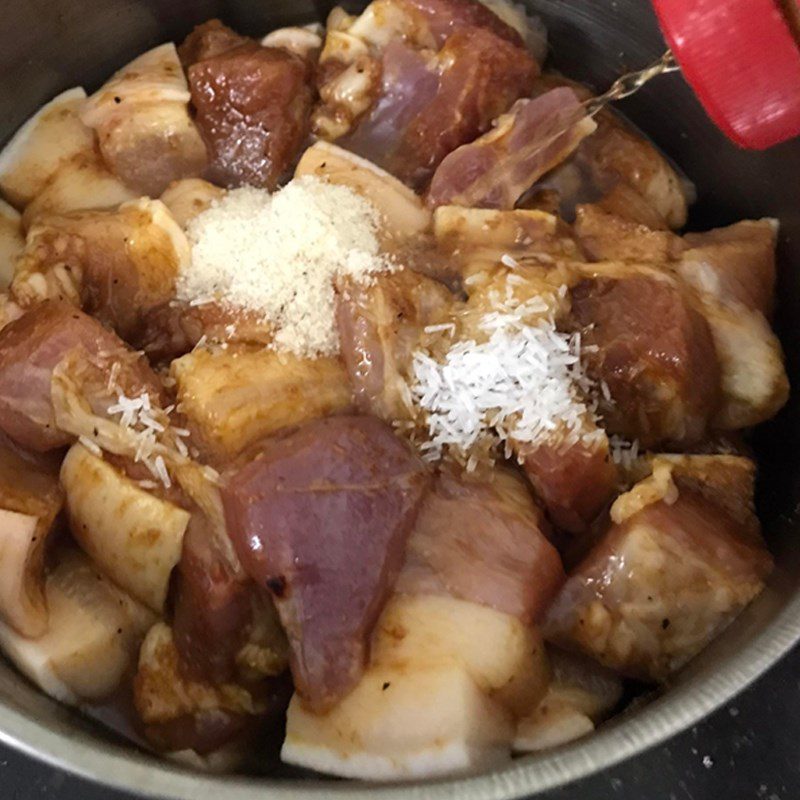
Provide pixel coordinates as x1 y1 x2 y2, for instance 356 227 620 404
336 269 452 423
543 456 772 682
172 514 287 684
574 210 777 319
61 443 189 613
678 219 778 317
432 206 581 280
171 345 353 464
574 204 680 263
403 0 531 46
136 301 273 363
531 76 690 229
178 19 248 66
0 301 162 451
315 0 537 188
517 431 618 534
592 182 671 230
579 109 689 229
396 466 564 622
340 28 536 189
428 88 597 209
568 215 786 430
567 273 721 447
12 198 190 343
188 43 314 189
222 416 431 711
398 28 535 188
134 622 290 761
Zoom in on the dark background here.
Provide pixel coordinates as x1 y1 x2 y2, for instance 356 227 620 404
2 645 798 799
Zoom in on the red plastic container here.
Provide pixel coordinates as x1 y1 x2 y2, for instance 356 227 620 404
652 0 800 149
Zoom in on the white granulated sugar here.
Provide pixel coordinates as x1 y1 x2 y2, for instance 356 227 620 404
180 176 391 357
411 297 602 463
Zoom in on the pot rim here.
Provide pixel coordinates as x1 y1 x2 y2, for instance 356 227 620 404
1 583 798 799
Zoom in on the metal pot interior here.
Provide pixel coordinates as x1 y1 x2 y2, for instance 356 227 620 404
0 0 798 797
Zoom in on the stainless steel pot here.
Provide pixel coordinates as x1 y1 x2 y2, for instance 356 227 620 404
1 1 799 797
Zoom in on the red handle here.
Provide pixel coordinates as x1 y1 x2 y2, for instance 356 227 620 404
652 0 800 149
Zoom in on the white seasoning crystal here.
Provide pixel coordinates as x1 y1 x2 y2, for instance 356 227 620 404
411 298 602 462
180 177 392 357
154 455 171 489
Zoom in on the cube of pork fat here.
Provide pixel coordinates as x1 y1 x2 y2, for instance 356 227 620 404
326 1 537 189
678 219 778 318
0 301 163 451
396 466 565 623
336 270 453 423
187 41 314 189
513 648 623 753
543 472 773 682
221 415 431 712
0 548 154 705
573 205 682 264
566 273 721 448
283 595 548 779
80 44 208 197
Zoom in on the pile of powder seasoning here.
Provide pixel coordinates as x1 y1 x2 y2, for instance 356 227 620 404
179 176 392 357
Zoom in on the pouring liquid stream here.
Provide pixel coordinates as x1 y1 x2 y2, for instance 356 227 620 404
514 50 682 205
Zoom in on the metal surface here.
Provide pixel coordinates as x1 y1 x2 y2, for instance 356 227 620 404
0 0 799 798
